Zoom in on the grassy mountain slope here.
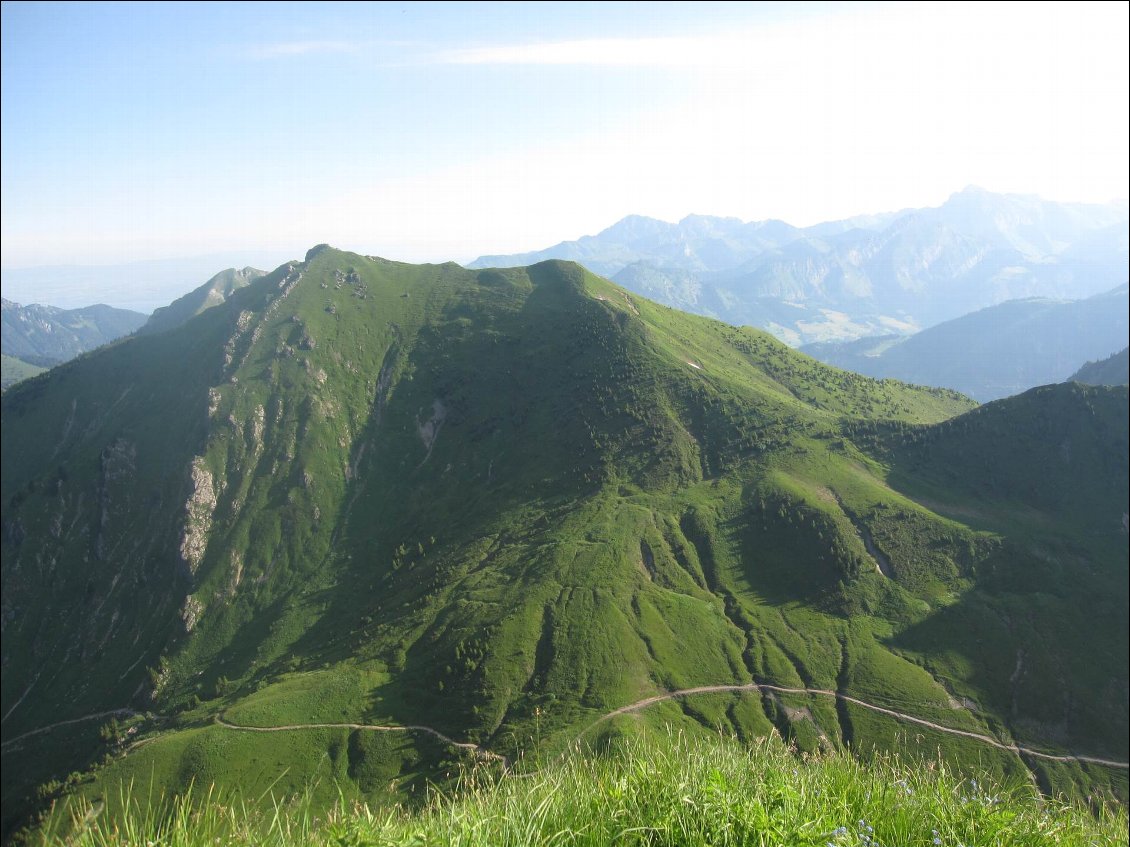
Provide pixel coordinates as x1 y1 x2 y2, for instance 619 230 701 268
1071 347 1129 386
38 732 1128 847
141 267 265 335
0 355 46 392
801 285 1130 401
2 250 1126 838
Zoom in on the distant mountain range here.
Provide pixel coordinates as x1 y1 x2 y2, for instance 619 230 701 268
1070 347 1129 386
799 285 1129 402
470 187 1128 345
0 298 147 389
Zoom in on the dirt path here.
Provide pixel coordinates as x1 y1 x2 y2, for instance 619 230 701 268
0 709 143 750
6 687 1127 771
579 682 1129 769
213 715 508 765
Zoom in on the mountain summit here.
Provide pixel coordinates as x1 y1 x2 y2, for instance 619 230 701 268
2 250 1126 835
141 266 265 335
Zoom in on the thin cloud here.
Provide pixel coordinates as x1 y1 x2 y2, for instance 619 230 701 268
436 35 739 67
249 40 361 59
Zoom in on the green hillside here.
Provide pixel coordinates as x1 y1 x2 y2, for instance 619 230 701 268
2 249 1126 840
0 355 46 392
38 732 1128 847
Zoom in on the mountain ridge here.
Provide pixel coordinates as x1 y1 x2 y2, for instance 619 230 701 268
2 249 1125 837
141 266 266 335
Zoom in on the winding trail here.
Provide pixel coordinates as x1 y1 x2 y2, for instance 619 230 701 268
0 710 143 750
578 683 1129 769
5 686 1127 772
212 715 507 765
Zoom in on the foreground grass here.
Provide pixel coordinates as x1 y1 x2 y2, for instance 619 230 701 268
38 732 1126 846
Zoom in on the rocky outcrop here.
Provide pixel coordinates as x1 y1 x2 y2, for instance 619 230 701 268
179 458 216 576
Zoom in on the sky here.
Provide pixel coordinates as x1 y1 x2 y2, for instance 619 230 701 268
2 0 1128 277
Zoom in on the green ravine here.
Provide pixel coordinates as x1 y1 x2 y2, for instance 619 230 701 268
1 248 1126 840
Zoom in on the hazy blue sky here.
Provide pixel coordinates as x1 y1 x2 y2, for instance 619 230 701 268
2 1 1127 270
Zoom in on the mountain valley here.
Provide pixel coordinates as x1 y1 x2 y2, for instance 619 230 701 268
800 285 1129 401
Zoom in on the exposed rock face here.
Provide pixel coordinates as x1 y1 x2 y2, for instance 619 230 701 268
227 550 244 597
179 458 216 575
251 404 266 448
181 594 204 632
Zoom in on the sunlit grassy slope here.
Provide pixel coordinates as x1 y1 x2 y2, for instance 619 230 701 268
0 354 46 391
40 732 1128 847
2 249 1126 838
